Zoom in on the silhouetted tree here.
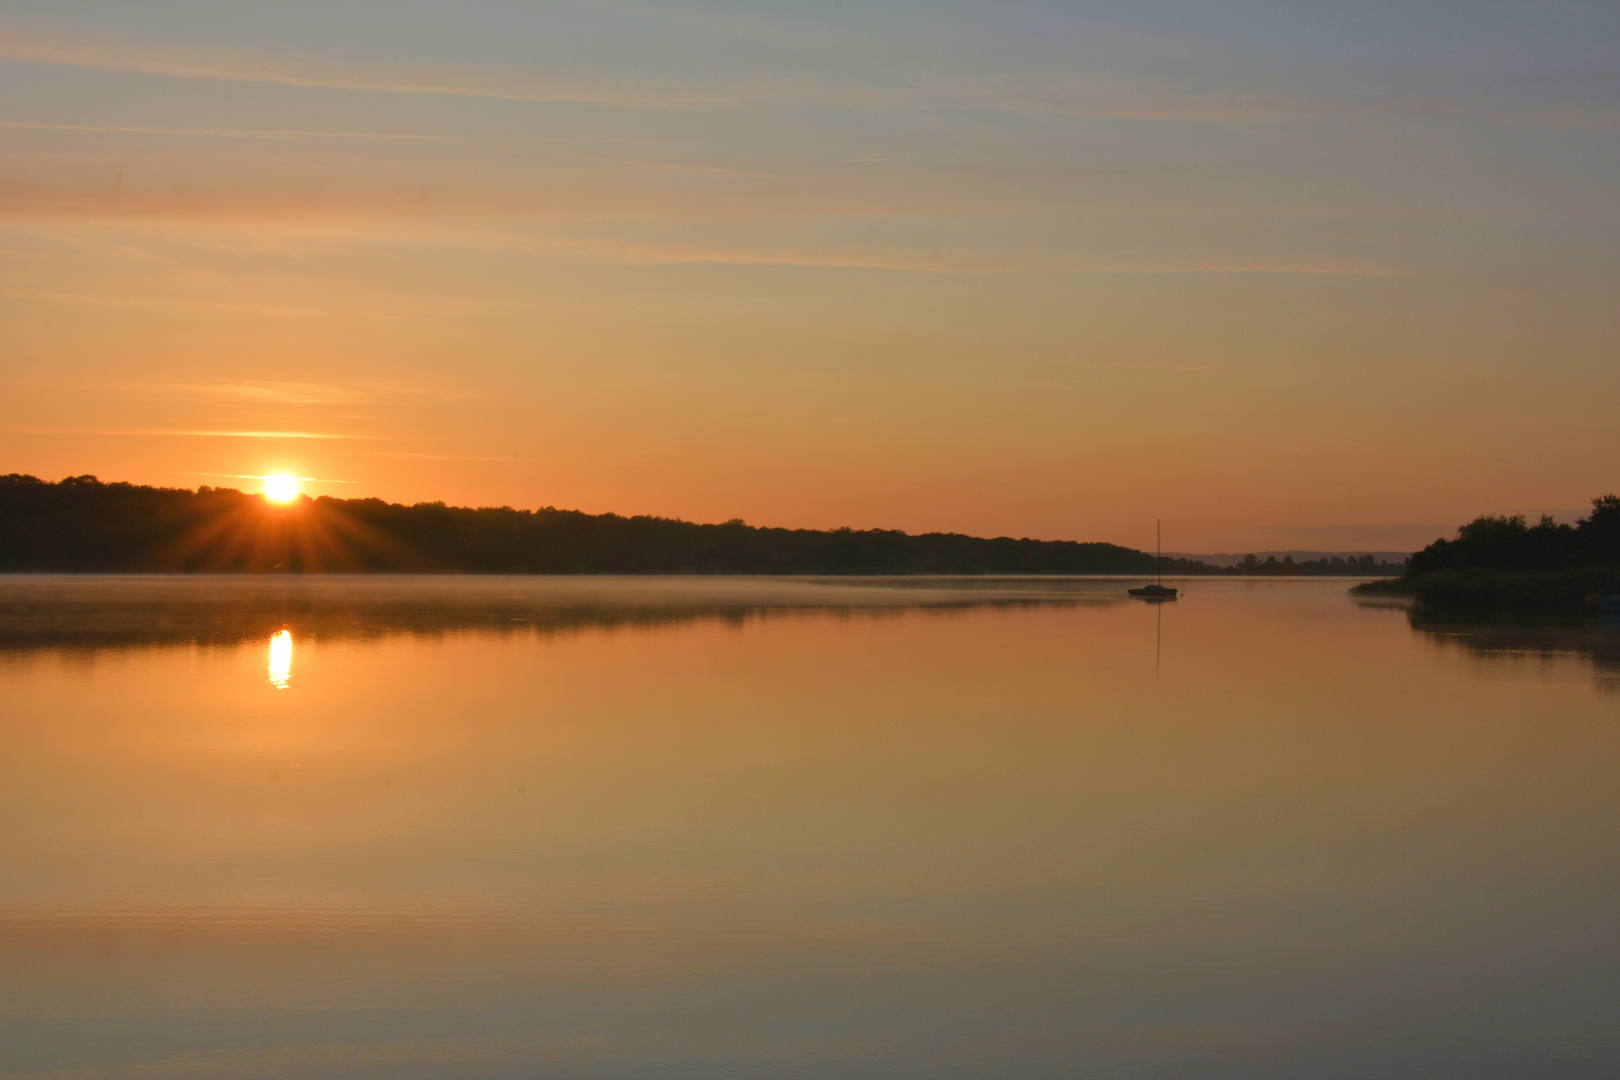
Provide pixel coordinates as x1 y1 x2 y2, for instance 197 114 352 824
1404 496 1618 577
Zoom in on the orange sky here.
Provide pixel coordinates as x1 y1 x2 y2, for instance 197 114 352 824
2 2 1617 551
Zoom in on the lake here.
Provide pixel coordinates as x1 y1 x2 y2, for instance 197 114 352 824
0 575 1616 1079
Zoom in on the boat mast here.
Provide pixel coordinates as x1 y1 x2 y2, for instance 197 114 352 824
1156 519 1162 586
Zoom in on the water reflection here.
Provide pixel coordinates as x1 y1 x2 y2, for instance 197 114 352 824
267 629 292 689
0 574 1133 654
1 578 1616 1079
1408 609 1620 693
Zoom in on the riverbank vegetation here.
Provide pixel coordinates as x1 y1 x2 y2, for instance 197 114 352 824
1354 497 1620 613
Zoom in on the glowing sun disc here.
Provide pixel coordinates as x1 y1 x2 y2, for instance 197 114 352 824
263 474 302 503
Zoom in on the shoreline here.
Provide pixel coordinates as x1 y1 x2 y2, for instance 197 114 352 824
1353 566 1620 615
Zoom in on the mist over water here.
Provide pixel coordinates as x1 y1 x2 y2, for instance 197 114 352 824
1 577 1616 1079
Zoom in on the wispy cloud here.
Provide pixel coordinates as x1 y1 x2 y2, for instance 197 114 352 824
1097 361 1265 374
360 451 533 463
351 378 482 402
188 471 359 483
1005 80 1423 124
4 26 1612 130
513 236 1408 277
0 28 771 109
0 285 431 322
8 427 370 439
153 381 368 406
0 119 539 142
0 121 811 169
0 28 1327 122
0 229 1404 279
130 379 477 406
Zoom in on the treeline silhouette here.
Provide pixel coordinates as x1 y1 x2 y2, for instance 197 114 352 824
1406 497 1620 575
1148 553 1403 576
1225 553 1406 576
0 474 1408 576
1357 496 1620 613
1 474 1167 574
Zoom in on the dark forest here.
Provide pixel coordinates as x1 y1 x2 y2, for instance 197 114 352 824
1 474 1405 576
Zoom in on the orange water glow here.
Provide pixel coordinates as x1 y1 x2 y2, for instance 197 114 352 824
0 580 1615 1074
267 630 292 690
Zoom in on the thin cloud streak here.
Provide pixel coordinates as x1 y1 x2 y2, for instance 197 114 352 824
188 471 359 484
0 230 1406 279
0 285 432 323
152 381 369 406
3 26 1613 130
576 154 795 182
7 427 371 439
0 183 1459 237
0 124 803 192
0 119 548 143
0 120 804 162
359 451 549 463
1098 361 1266 374
0 210 1410 278
0 28 770 108
518 236 1409 277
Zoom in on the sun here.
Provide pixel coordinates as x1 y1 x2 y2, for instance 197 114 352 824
262 473 302 504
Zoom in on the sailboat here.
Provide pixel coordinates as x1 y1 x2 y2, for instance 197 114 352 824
1129 519 1178 600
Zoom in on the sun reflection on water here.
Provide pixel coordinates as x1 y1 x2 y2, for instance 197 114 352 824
267 630 293 689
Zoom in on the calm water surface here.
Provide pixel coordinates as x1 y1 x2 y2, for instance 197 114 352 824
0 576 1616 1079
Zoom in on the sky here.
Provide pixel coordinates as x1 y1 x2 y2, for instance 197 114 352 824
1 0 1616 552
